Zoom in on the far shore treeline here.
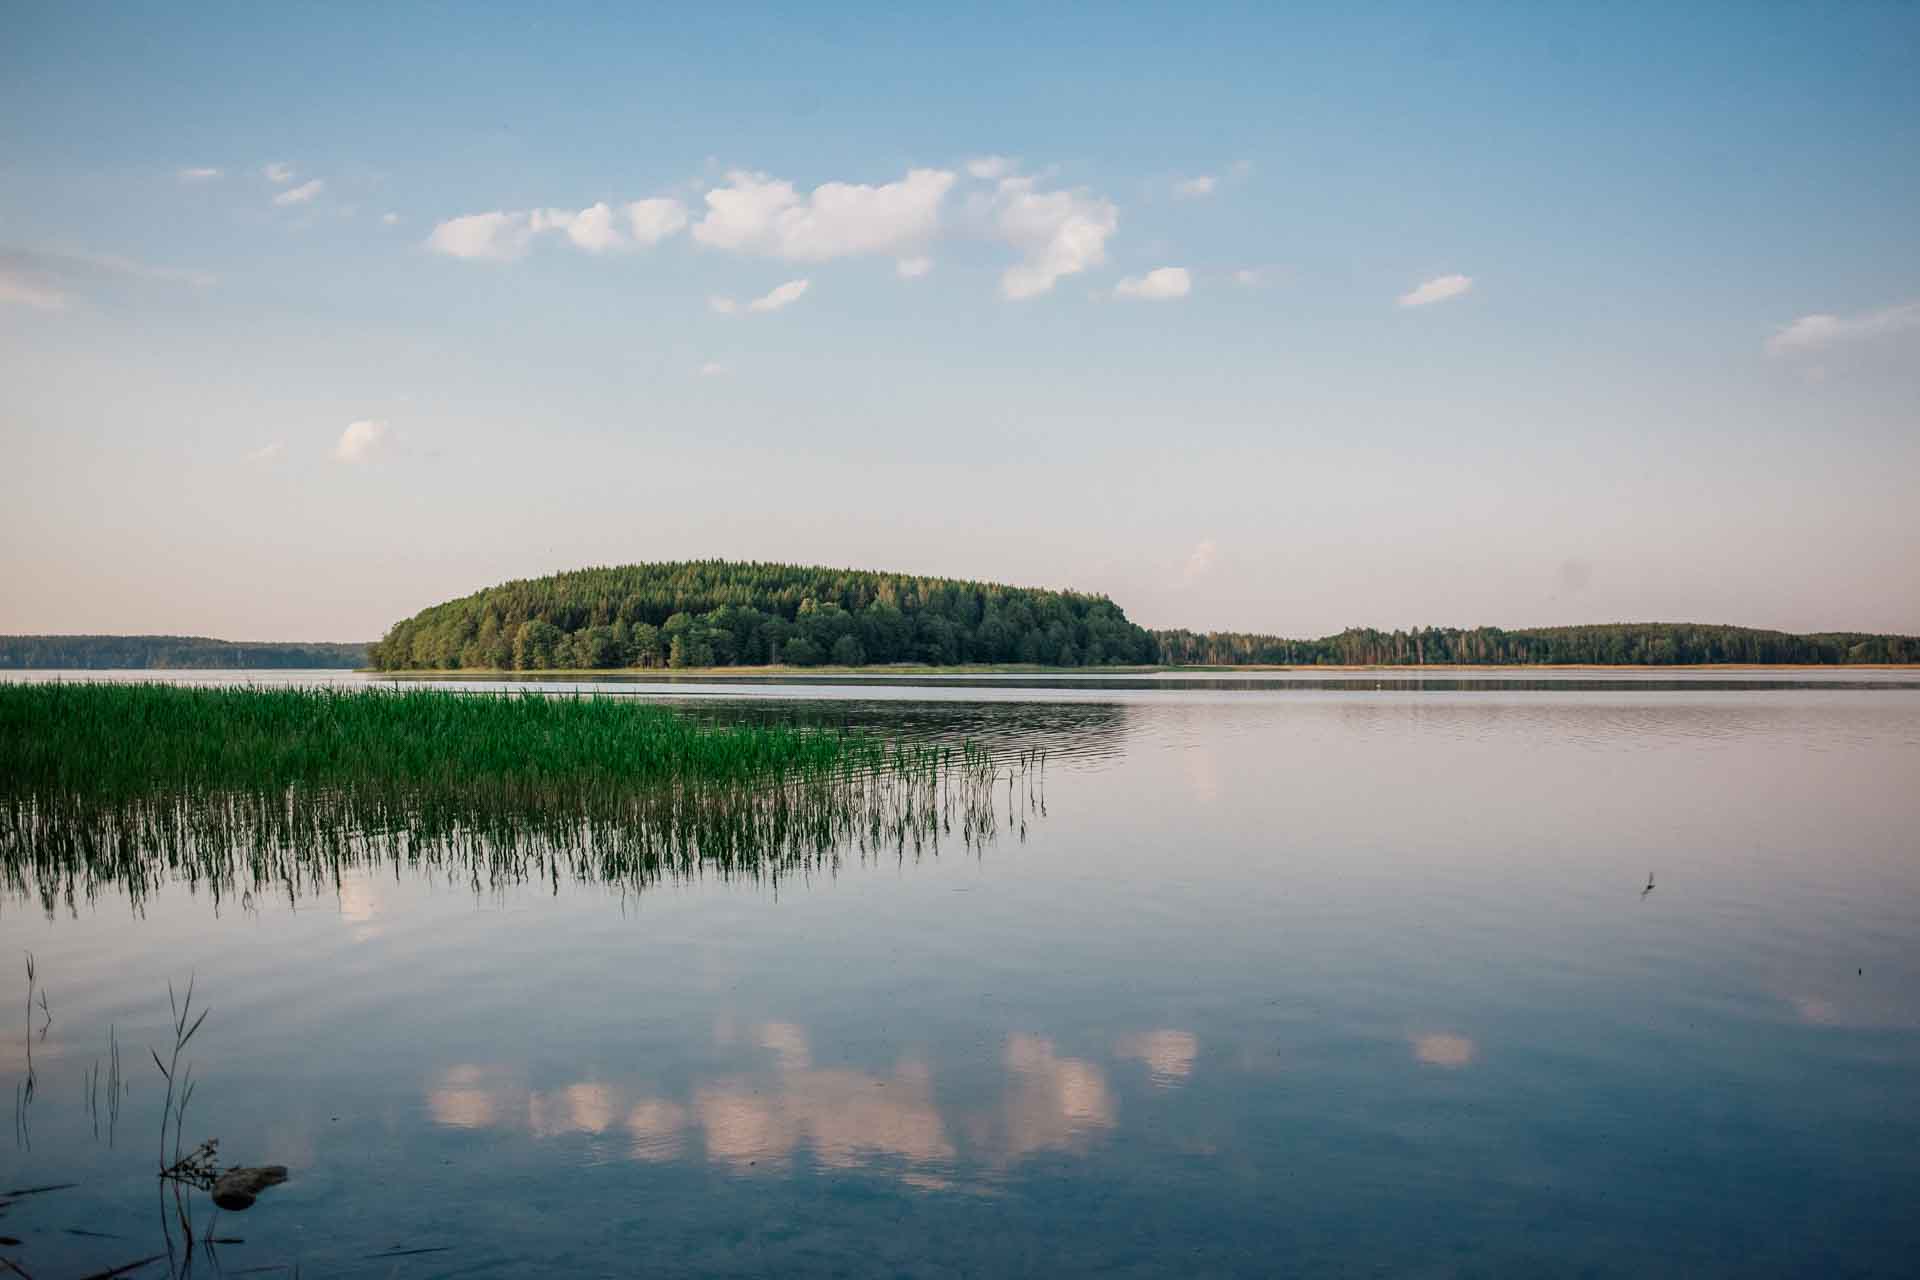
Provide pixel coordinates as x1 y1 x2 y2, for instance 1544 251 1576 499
0 634 369 670
1152 623 1918 667
4 562 1914 671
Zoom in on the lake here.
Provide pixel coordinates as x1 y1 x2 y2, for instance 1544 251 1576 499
4 670 1919 1277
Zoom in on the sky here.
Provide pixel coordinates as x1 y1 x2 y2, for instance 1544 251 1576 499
2 1 1917 642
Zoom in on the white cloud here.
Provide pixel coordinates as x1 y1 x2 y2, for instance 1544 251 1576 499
539 202 622 252
966 155 1015 181
896 256 933 279
248 441 284 463
1233 268 1264 288
263 162 295 184
177 167 221 182
986 178 1119 300
692 168 953 261
0 270 68 310
381 212 399 226
711 281 809 315
698 361 728 377
273 179 325 207
749 279 809 313
427 211 535 262
626 197 689 246
1766 301 1920 355
1114 266 1191 301
1172 175 1216 199
334 420 386 464
428 197 686 261
1397 273 1473 308
1184 539 1217 583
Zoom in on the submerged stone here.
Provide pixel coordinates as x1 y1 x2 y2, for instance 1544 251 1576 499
211 1165 289 1211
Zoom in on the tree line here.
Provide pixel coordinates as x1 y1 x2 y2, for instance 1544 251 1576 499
368 561 1160 671
0 635 370 670
1151 623 1918 666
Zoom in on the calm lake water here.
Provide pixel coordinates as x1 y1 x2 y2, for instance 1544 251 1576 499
5 670 1919 1277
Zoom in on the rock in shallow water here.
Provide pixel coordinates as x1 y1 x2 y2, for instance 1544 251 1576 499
211 1165 289 1211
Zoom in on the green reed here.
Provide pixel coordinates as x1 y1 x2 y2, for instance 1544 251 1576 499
0 683 1033 915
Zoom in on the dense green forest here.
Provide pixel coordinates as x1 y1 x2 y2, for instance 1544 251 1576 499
1152 623 1919 666
368 561 1159 671
0 635 370 669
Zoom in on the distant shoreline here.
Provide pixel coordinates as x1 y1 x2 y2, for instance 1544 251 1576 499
365 661 1920 677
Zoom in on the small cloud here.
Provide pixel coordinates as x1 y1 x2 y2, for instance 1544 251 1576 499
263 162 295 184
0 270 68 311
248 441 284 463
381 212 399 225
1184 538 1217 583
334 420 386 464
711 282 809 315
698 360 728 377
747 278 808 313
273 179 325 207
966 155 1015 181
1114 266 1191 301
1229 159 1254 178
177 167 222 182
1766 300 1920 355
1172 175 1216 199
896 256 933 279
427 211 533 262
1397 273 1473 308
991 177 1119 300
1233 268 1265 288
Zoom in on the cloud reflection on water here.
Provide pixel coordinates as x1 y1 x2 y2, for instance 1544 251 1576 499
422 1018 1171 1187
625 1097 689 1161
696 1058 952 1174
984 1034 1116 1162
1411 1033 1476 1067
1115 1029 1199 1087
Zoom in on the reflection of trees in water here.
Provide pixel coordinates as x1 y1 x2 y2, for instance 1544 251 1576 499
667 698 1135 768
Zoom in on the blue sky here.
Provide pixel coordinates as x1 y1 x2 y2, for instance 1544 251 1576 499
3 2 1916 641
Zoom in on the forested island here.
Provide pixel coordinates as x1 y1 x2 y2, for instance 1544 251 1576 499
1152 623 1918 666
0 635 370 670
368 561 1159 670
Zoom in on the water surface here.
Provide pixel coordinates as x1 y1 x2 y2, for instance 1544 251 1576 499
4 671 1918 1276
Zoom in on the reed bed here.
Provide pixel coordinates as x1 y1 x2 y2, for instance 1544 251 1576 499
1 683 1036 914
